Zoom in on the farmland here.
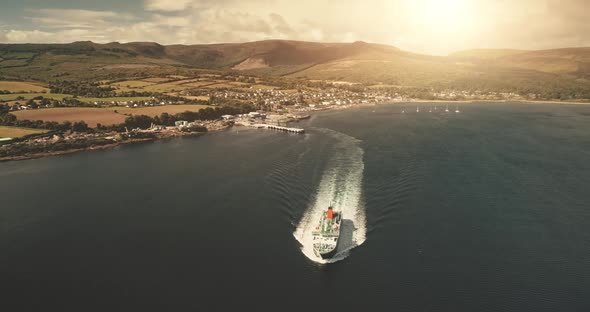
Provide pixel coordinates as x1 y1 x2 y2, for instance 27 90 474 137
12 105 213 127
0 93 71 101
13 108 127 127
0 81 48 93
78 96 154 103
104 76 277 96
107 105 211 117
0 126 48 138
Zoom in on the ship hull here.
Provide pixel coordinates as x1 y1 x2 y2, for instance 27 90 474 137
318 246 338 259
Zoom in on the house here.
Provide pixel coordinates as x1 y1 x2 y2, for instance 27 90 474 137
221 115 234 120
175 121 189 128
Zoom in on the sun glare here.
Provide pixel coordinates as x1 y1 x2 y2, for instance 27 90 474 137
406 0 473 33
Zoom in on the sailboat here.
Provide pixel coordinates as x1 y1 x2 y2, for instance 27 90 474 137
445 104 449 112
455 104 460 113
416 106 420 113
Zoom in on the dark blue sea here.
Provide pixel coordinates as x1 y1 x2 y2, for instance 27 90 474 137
2 102 590 311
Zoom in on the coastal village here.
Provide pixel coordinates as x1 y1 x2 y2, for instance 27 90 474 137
0 73 544 161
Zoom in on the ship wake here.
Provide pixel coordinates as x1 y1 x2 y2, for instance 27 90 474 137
294 128 366 264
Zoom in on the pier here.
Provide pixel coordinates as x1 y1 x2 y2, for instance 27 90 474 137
254 124 305 134
235 121 304 134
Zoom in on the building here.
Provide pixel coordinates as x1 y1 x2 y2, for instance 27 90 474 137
175 121 189 128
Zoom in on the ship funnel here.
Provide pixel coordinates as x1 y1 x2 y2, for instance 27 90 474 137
327 206 334 220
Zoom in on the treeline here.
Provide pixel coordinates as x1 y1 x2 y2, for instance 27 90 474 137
118 105 253 130
1 104 252 134
50 80 116 97
0 112 91 132
0 137 123 158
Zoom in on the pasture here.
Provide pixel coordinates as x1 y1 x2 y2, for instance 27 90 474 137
0 93 70 101
13 105 213 127
0 126 48 138
0 81 48 93
13 108 127 127
108 105 211 117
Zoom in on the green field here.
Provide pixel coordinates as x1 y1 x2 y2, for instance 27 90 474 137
78 96 154 103
0 126 48 139
0 93 71 101
106 105 211 116
0 81 48 93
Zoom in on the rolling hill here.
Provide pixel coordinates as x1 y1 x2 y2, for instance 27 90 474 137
0 40 589 96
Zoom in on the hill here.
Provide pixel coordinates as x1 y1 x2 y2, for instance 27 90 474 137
450 47 590 77
0 40 589 98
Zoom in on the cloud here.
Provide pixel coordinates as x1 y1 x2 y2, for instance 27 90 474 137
27 9 134 29
144 0 196 12
0 0 589 54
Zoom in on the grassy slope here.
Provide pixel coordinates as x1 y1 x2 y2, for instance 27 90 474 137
12 105 213 127
0 93 70 101
0 81 48 92
0 126 48 138
0 40 589 96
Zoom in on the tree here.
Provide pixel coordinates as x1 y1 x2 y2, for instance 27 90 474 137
72 121 89 132
125 115 154 129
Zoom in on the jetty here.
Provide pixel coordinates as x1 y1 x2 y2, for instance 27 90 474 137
254 124 305 134
235 121 304 134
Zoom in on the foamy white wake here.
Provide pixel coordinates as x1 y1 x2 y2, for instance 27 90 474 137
294 128 366 264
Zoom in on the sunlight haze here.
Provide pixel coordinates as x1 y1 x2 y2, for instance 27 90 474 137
0 0 588 54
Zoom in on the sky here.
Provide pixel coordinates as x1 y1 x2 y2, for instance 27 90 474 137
0 0 588 55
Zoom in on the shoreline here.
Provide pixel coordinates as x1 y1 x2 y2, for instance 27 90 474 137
0 126 228 163
396 99 590 105
2 99 589 162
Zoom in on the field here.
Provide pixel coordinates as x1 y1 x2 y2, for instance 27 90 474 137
78 96 154 103
0 93 71 101
13 105 213 127
104 76 280 96
0 126 48 138
108 105 211 117
110 80 155 92
0 81 48 93
13 108 127 127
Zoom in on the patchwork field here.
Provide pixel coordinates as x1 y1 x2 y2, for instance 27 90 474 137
13 105 213 127
105 76 277 96
108 105 211 117
13 108 127 127
0 81 48 93
78 96 154 103
111 80 155 91
0 126 48 138
0 93 70 101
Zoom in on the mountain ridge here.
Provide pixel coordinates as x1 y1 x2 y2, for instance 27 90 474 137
1 40 589 95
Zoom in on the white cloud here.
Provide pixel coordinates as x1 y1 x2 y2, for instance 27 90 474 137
27 9 135 29
0 0 589 54
144 0 196 12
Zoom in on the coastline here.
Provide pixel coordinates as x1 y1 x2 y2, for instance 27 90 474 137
399 99 590 105
2 99 589 162
0 125 228 162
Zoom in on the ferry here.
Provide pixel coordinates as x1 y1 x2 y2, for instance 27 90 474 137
312 205 342 259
